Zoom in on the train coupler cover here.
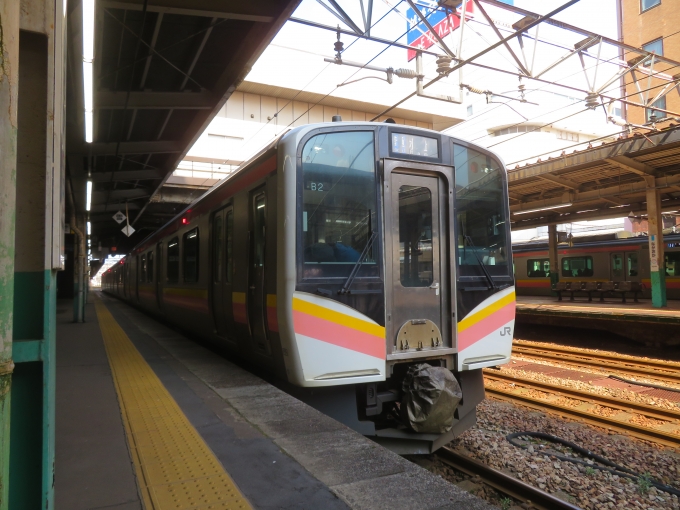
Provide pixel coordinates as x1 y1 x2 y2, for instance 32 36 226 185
401 364 462 434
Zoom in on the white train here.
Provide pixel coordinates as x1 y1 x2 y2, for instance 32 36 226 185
103 121 515 453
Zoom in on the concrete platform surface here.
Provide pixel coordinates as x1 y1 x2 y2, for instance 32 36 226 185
517 295 680 322
56 294 491 510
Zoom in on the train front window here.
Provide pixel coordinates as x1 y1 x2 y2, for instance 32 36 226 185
300 131 378 279
453 143 509 277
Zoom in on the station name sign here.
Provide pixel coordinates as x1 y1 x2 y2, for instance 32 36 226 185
406 1 474 61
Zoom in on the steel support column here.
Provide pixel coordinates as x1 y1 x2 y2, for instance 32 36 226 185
548 224 559 292
0 2 20 507
646 184 666 307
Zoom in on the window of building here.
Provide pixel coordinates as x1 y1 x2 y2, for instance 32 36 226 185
527 259 550 277
183 228 199 282
641 0 661 13
226 211 233 283
556 130 578 142
147 251 154 283
561 256 593 277
642 38 663 61
493 125 541 137
140 254 146 282
167 237 179 283
646 96 667 122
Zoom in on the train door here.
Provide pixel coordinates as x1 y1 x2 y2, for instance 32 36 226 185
211 207 234 339
387 168 450 354
248 191 271 354
611 252 625 282
156 242 163 311
626 251 640 282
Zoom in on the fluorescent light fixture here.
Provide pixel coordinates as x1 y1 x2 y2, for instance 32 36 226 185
86 180 92 211
87 221 91 235
513 203 572 215
82 0 95 143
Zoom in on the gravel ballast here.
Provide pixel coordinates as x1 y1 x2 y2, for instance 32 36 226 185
426 400 680 510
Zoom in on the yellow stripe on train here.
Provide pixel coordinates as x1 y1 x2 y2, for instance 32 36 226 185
458 291 515 333
292 297 385 339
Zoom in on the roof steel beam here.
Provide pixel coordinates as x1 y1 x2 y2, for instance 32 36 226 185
101 1 274 22
90 170 162 182
97 91 214 109
535 174 581 191
93 188 150 201
79 141 182 155
605 156 657 177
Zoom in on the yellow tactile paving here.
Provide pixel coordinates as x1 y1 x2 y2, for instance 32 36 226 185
94 296 252 510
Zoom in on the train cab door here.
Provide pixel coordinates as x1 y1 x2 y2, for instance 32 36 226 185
386 166 451 355
248 191 271 355
611 252 625 282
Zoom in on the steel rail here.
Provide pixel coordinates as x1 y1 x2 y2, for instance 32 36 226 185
436 447 582 510
485 387 680 448
512 346 680 385
513 341 680 371
484 371 680 423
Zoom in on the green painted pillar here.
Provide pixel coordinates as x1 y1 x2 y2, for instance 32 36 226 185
0 1 20 507
646 185 667 308
548 224 559 293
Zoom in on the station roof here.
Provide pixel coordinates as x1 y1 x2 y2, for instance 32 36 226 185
508 123 680 231
66 0 300 249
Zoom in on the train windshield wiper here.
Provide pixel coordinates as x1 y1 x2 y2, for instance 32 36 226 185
464 235 498 291
339 231 377 295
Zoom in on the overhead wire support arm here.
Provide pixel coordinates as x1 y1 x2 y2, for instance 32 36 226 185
472 0 530 76
325 0 364 35
405 0 456 58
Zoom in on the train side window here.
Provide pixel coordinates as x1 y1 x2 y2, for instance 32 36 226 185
527 258 550 277
226 211 233 283
561 256 593 277
147 251 154 282
213 215 223 282
140 254 146 282
183 228 199 282
167 237 180 283
666 252 680 276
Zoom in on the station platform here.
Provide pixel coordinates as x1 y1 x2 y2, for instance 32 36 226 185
55 293 490 510
516 296 680 345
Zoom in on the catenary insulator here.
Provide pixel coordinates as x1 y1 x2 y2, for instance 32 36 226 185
465 84 486 95
394 68 417 79
334 25 344 60
436 56 453 75
585 92 600 109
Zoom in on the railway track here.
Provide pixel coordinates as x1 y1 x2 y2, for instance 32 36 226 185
512 342 680 385
483 371 680 448
436 447 581 510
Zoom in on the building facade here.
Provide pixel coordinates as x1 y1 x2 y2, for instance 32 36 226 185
621 0 680 125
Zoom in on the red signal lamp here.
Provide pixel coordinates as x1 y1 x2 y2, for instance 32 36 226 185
182 217 189 225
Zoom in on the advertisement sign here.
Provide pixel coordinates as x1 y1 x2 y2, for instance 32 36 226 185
406 1 474 61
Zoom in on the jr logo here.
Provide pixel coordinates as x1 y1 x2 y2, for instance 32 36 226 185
499 327 512 337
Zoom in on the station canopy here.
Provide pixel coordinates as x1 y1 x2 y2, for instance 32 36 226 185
508 124 680 231
66 0 300 249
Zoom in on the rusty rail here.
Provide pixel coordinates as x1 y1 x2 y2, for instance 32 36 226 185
436 447 582 510
512 345 680 385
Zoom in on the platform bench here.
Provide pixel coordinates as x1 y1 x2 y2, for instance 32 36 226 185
552 281 642 303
